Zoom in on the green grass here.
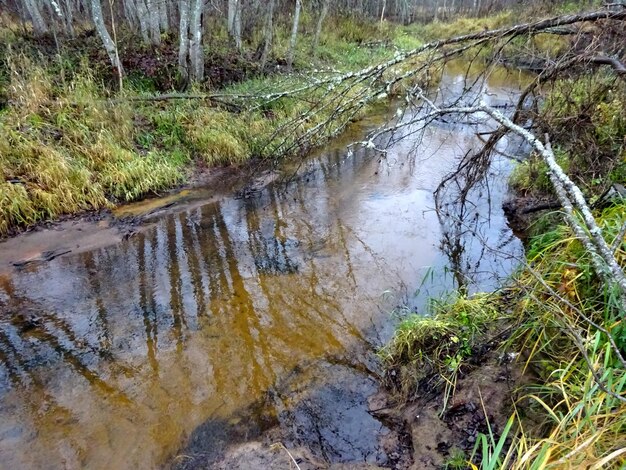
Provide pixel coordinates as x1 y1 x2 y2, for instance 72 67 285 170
383 201 626 468
380 293 503 403
1 13 428 236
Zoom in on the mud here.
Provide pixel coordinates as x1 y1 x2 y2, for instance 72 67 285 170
0 165 278 275
370 349 528 470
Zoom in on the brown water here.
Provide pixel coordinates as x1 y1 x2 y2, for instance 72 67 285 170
0 67 527 469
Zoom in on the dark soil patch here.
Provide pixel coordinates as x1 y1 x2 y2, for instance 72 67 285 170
372 350 529 469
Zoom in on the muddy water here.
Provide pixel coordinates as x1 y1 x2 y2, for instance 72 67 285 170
0 67 527 469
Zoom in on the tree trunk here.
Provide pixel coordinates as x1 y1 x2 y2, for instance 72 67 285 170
158 0 169 32
259 0 275 70
233 0 242 50
61 0 75 37
286 0 302 70
178 0 190 83
188 0 204 81
89 0 123 75
312 0 329 55
145 0 161 44
227 0 241 49
23 0 48 34
227 0 236 34
133 0 151 42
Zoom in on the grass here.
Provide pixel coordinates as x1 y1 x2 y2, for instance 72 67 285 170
510 74 626 198
0 12 441 236
382 11 626 464
380 293 503 406
383 202 626 468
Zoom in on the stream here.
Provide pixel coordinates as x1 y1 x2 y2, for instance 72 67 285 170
0 65 528 469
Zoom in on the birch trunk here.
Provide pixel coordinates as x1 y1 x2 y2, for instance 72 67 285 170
23 0 48 34
286 0 302 70
259 0 275 70
61 0 75 36
233 0 241 50
188 0 203 81
134 0 151 42
159 0 169 31
89 0 123 74
178 0 190 82
312 0 329 55
227 0 236 35
145 0 161 44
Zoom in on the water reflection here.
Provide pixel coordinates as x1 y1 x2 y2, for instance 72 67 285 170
0 69 525 469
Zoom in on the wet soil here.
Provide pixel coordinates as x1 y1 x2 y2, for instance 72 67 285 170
0 163 280 274
373 347 528 469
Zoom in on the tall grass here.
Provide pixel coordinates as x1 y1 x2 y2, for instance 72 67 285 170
383 202 626 468
0 13 437 235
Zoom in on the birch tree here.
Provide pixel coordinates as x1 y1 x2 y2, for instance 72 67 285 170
227 0 242 50
312 0 329 56
23 0 48 34
188 0 204 81
286 0 302 70
89 0 123 76
260 0 276 70
145 0 161 44
178 0 190 83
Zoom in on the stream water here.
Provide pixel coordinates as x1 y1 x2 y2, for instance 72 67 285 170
0 66 528 469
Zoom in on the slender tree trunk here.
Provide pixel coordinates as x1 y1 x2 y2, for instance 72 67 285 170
227 0 242 49
178 0 190 83
188 0 204 81
89 0 123 76
159 0 169 32
134 0 151 42
233 0 242 50
312 0 329 56
145 0 161 44
61 0 75 36
227 0 236 34
23 0 48 34
259 0 275 70
286 0 302 70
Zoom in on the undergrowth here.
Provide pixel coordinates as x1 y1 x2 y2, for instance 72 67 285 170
0 15 427 236
510 74 626 198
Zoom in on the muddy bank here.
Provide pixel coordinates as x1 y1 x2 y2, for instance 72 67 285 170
0 99 393 275
375 340 529 469
0 166 235 274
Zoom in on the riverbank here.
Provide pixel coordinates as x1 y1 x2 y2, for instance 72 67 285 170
0 3 580 238
379 28 626 470
0 13 425 237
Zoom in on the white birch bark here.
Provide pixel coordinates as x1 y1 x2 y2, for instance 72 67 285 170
188 0 203 81
178 0 190 82
286 0 302 70
134 0 151 42
158 0 169 31
260 0 275 69
145 0 161 44
89 0 123 74
227 0 236 35
233 0 242 50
